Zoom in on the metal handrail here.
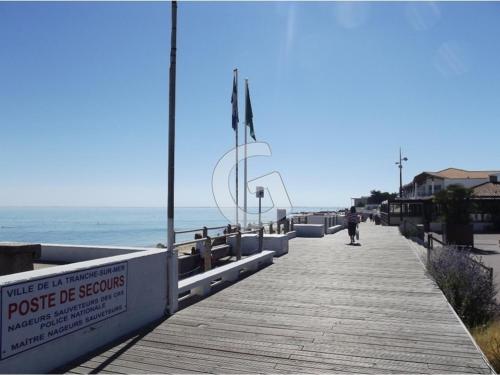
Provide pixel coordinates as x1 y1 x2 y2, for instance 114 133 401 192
206 225 229 231
174 226 265 275
175 228 202 235
173 227 261 248
174 225 229 235
174 237 207 248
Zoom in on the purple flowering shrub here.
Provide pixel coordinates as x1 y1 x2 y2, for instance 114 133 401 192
429 246 497 327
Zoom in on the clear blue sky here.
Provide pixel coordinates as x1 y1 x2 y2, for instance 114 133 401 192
1 1 499 208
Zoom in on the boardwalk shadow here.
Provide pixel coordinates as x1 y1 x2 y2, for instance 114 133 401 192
178 262 273 310
52 263 276 373
53 317 168 374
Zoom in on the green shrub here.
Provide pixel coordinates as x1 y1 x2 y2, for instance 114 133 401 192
429 246 497 327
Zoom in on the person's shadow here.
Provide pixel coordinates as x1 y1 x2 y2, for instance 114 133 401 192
346 243 362 246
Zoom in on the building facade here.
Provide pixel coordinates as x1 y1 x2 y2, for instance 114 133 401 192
402 168 500 199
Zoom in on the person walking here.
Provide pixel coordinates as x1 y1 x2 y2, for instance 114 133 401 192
346 206 360 245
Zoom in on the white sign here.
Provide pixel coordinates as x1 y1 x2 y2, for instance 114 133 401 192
256 186 264 198
1 262 127 359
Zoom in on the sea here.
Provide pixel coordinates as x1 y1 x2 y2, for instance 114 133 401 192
0 207 342 248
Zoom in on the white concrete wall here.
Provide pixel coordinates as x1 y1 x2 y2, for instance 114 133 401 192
336 215 346 226
307 216 327 226
294 224 325 238
443 178 489 189
263 234 288 256
0 249 168 373
40 244 148 264
327 225 344 235
417 179 444 197
415 177 489 198
227 234 259 256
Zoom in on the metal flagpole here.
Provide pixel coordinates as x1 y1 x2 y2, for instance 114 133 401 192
234 69 239 227
167 0 178 314
243 79 248 230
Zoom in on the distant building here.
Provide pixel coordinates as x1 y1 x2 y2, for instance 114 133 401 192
402 168 500 198
472 174 500 197
381 168 500 229
352 196 369 207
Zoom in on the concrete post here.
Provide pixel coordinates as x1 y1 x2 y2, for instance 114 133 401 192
203 238 212 271
235 231 242 260
427 234 432 268
258 227 264 253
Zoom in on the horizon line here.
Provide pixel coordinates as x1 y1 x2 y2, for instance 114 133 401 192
0 205 347 209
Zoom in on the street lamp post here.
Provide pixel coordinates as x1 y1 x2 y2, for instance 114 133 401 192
167 0 178 315
395 148 408 222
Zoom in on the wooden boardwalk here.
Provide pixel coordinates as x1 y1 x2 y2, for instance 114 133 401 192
67 224 493 374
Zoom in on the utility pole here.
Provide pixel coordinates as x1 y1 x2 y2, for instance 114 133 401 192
167 0 178 314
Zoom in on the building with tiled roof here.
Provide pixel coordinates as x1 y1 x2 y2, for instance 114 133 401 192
472 178 500 197
402 168 500 198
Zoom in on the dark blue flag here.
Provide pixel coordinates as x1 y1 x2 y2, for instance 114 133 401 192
245 81 256 141
231 71 238 131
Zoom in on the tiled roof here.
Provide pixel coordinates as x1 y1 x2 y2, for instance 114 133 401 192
430 168 500 179
473 182 500 197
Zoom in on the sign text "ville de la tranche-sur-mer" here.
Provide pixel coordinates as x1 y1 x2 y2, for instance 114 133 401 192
0 262 128 359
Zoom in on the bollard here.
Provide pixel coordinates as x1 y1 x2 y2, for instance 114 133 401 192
258 227 264 253
427 234 433 268
203 237 212 272
235 231 242 260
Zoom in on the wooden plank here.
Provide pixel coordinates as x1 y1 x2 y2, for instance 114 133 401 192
95 347 286 374
66 223 493 374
